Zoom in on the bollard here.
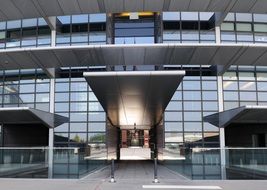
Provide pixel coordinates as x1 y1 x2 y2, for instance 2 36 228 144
110 159 116 183
153 158 159 183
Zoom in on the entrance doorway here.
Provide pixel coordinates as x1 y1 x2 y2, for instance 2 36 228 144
120 129 151 160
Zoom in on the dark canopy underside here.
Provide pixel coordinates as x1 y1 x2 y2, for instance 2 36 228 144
0 107 68 128
204 105 267 128
84 71 185 129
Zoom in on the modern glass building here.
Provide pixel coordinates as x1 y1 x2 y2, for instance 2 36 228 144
0 0 267 180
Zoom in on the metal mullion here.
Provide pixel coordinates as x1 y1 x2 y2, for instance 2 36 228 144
68 69 71 145
19 19 22 48
87 14 90 45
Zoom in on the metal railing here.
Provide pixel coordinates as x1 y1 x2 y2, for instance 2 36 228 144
0 146 107 179
162 147 267 180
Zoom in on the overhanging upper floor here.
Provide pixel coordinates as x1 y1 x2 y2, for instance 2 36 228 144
1 44 267 73
1 0 267 22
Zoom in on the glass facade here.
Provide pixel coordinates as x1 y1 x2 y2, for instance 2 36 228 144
54 68 106 148
0 18 51 48
223 66 267 110
56 14 107 45
0 69 50 110
165 71 219 149
162 12 215 43
1 12 267 47
1 11 267 180
221 13 267 43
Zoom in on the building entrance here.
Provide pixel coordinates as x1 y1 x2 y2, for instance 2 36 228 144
120 129 151 160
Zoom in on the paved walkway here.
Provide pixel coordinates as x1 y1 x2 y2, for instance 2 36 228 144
1 161 267 190
82 160 187 181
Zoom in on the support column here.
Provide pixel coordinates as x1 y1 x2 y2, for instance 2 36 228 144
48 77 55 178
47 17 56 47
44 17 57 178
217 76 226 179
215 26 221 44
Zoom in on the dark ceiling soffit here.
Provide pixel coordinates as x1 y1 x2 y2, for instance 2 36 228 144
0 107 68 128
203 106 267 128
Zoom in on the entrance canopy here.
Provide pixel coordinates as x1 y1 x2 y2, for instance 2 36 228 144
84 71 185 129
0 107 68 128
204 105 267 128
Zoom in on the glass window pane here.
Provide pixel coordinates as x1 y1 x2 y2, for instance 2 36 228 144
257 82 267 91
36 103 49 111
236 23 252 32
184 133 203 143
20 84 35 93
70 102 87 111
183 91 201 100
70 133 87 143
254 24 267 33
7 20 21 29
165 122 183 132
254 14 267 23
70 112 87 122
239 72 255 80
221 23 234 31
239 92 257 101
224 91 239 101
202 81 217 90
36 83 50 92
184 112 201 121
202 91 217 101
88 133 105 143
184 122 202 132
257 73 267 81
89 122 106 132
239 81 256 91
258 92 267 101
70 123 87 132
70 82 87 91
183 81 201 90
90 14 106 23
89 112 105 122
202 101 218 111
36 93 49 102
223 81 238 90
70 92 88 102
183 101 201 111
55 93 69 102
165 111 182 121
56 83 69 92
55 103 69 112
165 133 183 143
236 13 252 22
19 94 34 103
55 123 69 132
163 12 180 20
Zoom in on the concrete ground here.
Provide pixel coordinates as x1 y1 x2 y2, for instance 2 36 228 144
1 161 267 190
